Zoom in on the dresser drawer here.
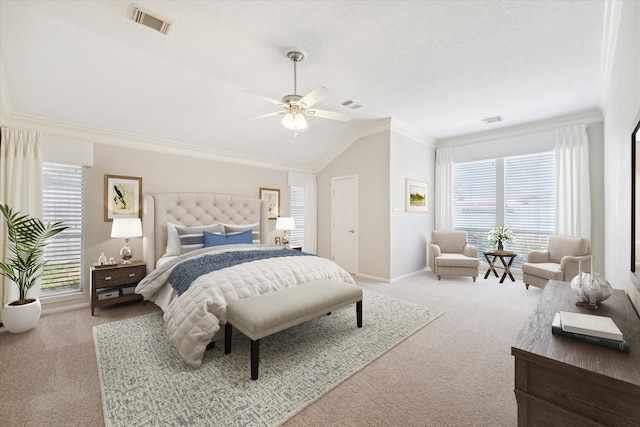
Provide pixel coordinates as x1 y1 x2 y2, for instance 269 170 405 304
92 265 146 288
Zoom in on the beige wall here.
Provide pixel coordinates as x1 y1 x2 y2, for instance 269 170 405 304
603 0 640 311
45 142 289 312
317 131 391 280
390 131 435 278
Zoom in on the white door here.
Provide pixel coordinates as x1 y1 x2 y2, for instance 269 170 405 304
332 176 358 274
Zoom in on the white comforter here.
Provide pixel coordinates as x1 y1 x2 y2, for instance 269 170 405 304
136 244 356 367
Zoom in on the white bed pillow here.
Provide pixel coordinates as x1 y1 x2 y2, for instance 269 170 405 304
222 223 260 244
176 224 224 254
166 222 221 256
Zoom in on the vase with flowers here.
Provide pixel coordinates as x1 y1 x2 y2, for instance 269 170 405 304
487 226 514 252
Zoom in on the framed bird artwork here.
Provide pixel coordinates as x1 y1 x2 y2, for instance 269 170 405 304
104 175 142 221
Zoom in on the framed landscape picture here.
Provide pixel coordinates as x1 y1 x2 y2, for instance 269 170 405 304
259 187 280 220
405 178 428 213
104 175 142 221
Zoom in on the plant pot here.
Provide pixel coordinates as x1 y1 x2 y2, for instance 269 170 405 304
2 298 41 333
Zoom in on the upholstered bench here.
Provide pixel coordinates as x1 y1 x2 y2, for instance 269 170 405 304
224 279 363 380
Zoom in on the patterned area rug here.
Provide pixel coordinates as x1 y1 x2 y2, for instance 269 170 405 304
93 290 443 426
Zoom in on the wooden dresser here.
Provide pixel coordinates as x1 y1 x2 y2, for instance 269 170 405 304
511 280 640 426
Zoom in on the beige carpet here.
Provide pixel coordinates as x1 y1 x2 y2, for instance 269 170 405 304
0 270 541 426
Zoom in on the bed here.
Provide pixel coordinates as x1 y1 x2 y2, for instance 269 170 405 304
136 192 356 367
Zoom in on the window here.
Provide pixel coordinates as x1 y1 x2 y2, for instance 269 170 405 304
452 159 496 251
41 162 83 296
289 186 305 248
504 152 555 267
452 152 555 268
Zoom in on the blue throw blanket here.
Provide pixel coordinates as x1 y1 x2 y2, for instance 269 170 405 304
170 249 316 296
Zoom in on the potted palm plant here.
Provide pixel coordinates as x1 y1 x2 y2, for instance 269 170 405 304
0 203 68 333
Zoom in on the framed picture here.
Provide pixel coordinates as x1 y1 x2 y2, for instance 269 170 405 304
259 187 280 220
104 175 142 221
405 178 428 213
275 236 281 245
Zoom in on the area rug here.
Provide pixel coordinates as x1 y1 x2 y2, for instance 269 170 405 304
93 290 443 427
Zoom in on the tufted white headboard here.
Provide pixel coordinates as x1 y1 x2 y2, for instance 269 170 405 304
142 193 269 272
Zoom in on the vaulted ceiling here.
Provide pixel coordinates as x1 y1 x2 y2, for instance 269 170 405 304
0 1 605 171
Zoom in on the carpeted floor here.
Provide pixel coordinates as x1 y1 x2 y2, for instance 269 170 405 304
93 291 443 426
0 270 542 426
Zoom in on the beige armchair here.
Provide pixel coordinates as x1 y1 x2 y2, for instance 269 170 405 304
429 230 480 282
521 235 592 290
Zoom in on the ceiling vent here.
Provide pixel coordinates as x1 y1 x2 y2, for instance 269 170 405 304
481 114 502 124
341 99 363 110
133 5 171 35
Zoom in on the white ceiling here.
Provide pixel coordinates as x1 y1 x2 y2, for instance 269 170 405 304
0 1 605 171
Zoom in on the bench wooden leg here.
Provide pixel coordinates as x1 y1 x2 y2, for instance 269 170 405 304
224 323 232 354
251 339 260 380
356 300 362 328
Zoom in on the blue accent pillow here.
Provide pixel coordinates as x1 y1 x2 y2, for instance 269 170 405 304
204 229 253 247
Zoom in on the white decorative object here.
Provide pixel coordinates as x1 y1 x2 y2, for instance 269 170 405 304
570 271 613 310
98 252 107 265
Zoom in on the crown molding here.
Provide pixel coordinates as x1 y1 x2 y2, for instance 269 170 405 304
390 119 436 147
1 111 317 172
436 109 603 148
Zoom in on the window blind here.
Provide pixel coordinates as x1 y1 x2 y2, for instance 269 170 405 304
41 162 83 295
452 159 497 252
505 152 555 267
289 186 305 248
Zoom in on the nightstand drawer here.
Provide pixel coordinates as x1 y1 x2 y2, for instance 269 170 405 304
92 265 146 287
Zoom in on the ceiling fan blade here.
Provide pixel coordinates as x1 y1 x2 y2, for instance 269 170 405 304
299 86 330 108
249 111 284 120
243 90 285 107
305 108 351 122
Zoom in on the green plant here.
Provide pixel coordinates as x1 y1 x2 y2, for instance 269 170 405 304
0 203 69 304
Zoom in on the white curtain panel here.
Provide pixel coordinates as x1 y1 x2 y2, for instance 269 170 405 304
0 127 44 308
288 172 317 254
555 125 591 240
435 147 453 230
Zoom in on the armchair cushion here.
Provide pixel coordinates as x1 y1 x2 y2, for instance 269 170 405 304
436 253 480 268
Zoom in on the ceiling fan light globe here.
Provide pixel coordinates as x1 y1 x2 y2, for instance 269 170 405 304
281 113 308 131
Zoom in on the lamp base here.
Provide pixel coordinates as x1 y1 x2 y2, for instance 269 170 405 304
282 230 290 246
120 239 134 264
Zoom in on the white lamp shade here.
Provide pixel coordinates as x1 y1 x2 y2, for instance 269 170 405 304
111 218 143 238
276 217 296 231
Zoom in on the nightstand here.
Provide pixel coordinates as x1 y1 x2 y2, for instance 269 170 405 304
90 260 146 315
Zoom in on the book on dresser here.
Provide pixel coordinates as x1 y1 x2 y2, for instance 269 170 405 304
552 312 630 352
558 310 624 340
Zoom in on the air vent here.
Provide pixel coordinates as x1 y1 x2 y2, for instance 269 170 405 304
341 99 363 110
481 115 502 124
133 5 171 35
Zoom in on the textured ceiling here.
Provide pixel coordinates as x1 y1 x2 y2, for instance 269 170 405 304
0 1 605 170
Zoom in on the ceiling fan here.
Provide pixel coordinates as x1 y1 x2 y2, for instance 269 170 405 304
244 50 351 136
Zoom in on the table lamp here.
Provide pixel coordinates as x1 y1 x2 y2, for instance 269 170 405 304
111 218 143 264
275 217 295 246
